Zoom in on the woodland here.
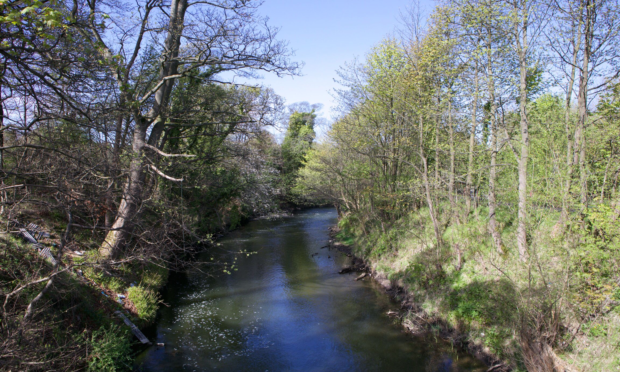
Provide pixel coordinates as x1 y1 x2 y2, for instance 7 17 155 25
297 0 620 371
0 0 316 369
1 0 620 371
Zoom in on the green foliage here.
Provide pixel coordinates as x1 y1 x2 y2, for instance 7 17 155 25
570 205 620 315
81 325 133 372
83 266 127 293
281 110 316 201
139 263 169 290
126 286 160 324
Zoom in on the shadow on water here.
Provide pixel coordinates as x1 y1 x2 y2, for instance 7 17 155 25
135 208 487 372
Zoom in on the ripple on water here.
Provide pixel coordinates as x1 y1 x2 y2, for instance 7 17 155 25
167 293 277 364
138 209 486 372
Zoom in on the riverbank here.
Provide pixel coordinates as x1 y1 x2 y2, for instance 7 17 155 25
329 207 620 372
0 204 287 371
136 208 488 371
328 226 510 371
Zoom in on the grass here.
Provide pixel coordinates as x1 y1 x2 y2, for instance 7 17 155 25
126 286 160 324
0 235 136 370
79 324 134 372
338 204 620 371
0 209 172 370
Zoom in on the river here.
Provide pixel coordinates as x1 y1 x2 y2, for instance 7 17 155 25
135 208 486 372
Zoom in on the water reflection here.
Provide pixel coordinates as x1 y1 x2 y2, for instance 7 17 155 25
135 209 486 372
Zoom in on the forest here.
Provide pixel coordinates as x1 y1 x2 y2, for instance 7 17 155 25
1 0 619 371
0 0 319 369
297 0 620 371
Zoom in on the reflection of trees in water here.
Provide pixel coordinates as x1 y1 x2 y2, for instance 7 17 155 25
426 353 456 372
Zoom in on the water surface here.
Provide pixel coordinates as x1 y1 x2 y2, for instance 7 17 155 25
136 208 486 372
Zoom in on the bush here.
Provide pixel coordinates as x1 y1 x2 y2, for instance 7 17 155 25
126 286 159 323
83 325 133 372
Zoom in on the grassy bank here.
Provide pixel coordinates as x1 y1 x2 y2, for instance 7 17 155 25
335 205 620 372
0 234 147 371
0 216 181 371
0 201 289 371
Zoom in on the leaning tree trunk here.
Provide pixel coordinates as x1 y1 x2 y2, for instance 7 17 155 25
100 123 147 259
99 0 188 259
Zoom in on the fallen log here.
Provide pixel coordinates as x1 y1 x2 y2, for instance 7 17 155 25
115 311 150 344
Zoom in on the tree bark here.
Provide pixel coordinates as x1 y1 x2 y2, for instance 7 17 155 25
488 96 503 254
448 97 456 223
486 28 503 254
559 10 583 227
516 5 530 262
576 0 592 208
466 65 479 217
434 108 440 192
101 121 148 258
99 0 188 259
420 114 442 246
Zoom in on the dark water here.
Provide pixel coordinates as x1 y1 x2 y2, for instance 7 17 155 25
135 208 486 372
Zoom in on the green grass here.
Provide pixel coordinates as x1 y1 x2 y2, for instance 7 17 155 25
126 286 160 324
79 324 134 372
336 205 620 371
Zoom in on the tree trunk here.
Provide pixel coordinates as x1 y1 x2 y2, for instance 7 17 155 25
516 11 529 262
575 0 592 208
448 97 456 223
100 122 147 258
99 0 188 258
489 99 503 254
559 14 582 227
486 29 503 254
420 114 442 246
466 65 479 217
434 110 440 191
0 62 5 216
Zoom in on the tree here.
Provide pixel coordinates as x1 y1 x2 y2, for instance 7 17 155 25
78 0 301 258
281 110 317 186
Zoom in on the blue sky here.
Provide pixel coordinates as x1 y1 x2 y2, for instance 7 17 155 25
247 0 436 134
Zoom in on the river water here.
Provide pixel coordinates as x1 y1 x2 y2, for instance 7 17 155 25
135 208 486 372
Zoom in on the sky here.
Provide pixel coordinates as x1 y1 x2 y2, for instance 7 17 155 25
244 0 436 136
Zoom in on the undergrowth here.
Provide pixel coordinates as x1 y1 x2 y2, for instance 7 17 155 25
337 203 620 371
